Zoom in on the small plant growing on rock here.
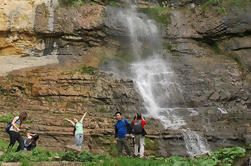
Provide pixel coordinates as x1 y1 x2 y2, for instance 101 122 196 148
137 7 171 25
81 65 97 75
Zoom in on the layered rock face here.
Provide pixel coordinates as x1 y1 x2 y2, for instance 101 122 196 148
0 0 52 56
0 0 250 157
0 67 143 153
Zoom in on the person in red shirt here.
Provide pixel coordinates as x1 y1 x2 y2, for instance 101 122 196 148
131 113 147 158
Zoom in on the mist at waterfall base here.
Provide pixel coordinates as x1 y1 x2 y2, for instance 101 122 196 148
103 6 210 156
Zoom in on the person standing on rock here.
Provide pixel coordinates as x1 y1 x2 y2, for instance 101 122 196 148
131 113 147 158
7 112 28 152
114 111 131 156
64 112 87 150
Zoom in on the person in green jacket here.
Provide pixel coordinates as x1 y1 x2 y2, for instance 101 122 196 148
64 112 87 149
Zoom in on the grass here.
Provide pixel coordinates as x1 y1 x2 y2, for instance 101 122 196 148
0 139 249 165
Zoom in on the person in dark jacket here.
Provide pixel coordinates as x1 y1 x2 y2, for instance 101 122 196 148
114 111 131 156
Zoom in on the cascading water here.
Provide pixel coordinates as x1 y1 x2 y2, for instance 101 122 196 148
182 129 210 156
107 1 210 156
130 57 186 129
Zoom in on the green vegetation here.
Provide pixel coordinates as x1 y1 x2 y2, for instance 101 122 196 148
109 1 118 7
0 139 249 165
0 139 9 151
81 65 97 75
138 7 171 25
208 42 243 69
58 0 80 6
25 120 32 124
201 0 251 15
166 43 172 51
72 0 85 6
210 147 246 165
58 0 97 7
21 159 33 166
62 120 69 127
145 138 158 151
0 114 14 123
46 96 52 105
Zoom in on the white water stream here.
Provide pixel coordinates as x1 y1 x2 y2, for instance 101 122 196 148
108 1 210 156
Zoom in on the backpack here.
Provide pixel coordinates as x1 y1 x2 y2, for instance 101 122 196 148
132 120 143 135
5 117 19 133
122 119 132 134
5 121 12 133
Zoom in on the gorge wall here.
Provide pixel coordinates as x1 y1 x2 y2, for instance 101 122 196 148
0 0 250 157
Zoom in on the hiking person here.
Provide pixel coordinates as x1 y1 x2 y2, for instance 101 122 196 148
24 133 39 151
63 112 87 149
114 111 131 156
131 113 147 158
7 112 28 152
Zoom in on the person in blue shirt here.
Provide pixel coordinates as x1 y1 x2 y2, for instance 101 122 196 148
114 111 131 156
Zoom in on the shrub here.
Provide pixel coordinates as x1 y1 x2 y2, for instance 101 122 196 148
210 147 246 165
78 151 95 162
61 151 77 161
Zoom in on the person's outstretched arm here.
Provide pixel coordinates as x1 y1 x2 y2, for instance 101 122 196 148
80 112 87 122
63 118 75 126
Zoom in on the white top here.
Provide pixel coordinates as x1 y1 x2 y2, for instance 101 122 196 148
9 116 21 132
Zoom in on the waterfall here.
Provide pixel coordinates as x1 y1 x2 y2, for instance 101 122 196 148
46 0 54 32
218 107 228 114
182 129 210 156
130 57 186 129
107 1 210 156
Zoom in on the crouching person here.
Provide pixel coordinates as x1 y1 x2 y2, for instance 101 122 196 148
114 111 131 157
24 133 39 151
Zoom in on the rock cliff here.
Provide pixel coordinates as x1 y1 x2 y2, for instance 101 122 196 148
0 0 250 157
